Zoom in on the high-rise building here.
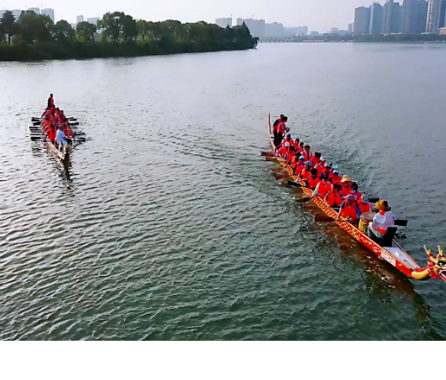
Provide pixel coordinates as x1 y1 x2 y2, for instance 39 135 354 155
265 22 284 37
440 0 446 27
426 0 446 32
348 22 355 32
215 17 232 28
87 17 100 25
302 26 309 35
402 0 428 33
383 0 403 33
236 18 265 38
12 10 22 19
77 15 85 24
41 8 54 22
28 7 40 15
354 6 371 34
0 10 6 18
369 3 384 34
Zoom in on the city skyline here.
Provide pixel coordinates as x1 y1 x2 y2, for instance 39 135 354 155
0 0 372 31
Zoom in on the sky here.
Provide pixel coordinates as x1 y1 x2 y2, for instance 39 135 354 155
0 0 369 32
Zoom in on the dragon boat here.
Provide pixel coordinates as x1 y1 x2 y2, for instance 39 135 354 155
265 115 446 283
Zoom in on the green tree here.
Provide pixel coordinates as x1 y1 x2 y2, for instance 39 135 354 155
53 20 75 42
100 12 124 41
76 21 96 42
137 19 147 40
0 10 19 45
18 11 54 43
121 14 138 41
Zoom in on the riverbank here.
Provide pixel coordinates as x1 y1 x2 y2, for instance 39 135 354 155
0 40 257 61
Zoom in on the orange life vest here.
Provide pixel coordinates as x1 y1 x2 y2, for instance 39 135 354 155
307 176 320 189
331 175 341 186
300 169 311 181
317 181 332 198
327 191 343 207
302 151 313 161
359 202 371 214
340 203 359 221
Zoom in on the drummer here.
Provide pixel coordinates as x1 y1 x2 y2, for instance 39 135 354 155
367 200 395 241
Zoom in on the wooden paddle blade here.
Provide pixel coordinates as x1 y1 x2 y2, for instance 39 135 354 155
369 197 379 203
261 151 274 157
394 220 408 227
265 156 280 162
315 215 335 223
272 166 286 172
276 173 292 180
287 181 301 187
33 121 41 125
69 122 79 126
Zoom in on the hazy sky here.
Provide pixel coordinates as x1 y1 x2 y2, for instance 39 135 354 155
0 0 367 31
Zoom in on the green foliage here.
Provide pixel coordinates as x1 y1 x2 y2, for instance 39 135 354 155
54 20 75 42
0 10 258 61
18 11 54 44
76 21 96 42
0 10 19 44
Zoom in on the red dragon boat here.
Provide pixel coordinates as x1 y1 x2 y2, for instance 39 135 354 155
265 115 446 283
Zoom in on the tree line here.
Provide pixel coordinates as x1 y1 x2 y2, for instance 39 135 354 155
0 10 258 61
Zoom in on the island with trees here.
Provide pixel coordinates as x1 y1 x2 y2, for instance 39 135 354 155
0 10 258 61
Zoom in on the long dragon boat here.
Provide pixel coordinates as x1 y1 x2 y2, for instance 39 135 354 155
266 115 446 284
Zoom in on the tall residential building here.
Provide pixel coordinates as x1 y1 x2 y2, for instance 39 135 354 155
12 10 22 19
265 22 284 37
87 17 100 25
426 0 446 32
77 15 85 24
354 6 371 34
348 22 355 32
215 17 232 28
236 18 265 38
41 8 54 22
440 0 446 27
302 26 309 35
28 7 40 14
0 10 5 18
383 0 403 33
402 0 428 33
369 3 384 34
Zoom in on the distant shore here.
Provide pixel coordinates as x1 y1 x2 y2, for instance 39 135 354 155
0 40 257 62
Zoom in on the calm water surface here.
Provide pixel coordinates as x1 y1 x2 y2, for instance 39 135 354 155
1 43 446 340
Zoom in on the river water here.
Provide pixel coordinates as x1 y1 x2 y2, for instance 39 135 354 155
1 43 445 340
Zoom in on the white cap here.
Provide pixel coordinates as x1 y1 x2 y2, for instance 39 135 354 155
285 142 290 147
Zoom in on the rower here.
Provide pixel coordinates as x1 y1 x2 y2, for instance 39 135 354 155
55 126 68 151
302 144 313 162
311 152 321 169
325 184 343 207
367 200 395 243
320 163 333 180
312 174 332 199
337 194 361 223
340 175 352 198
277 141 291 158
298 142 304 154
359 194 371 213
284 145 296 162
293 138 300 152
298 161 312 181
280 133 294 149
47 93 54 108
350 182 362 202
314 157 326 178
291 156 306 175
331 170 341 186
47 123 56 143
306 168 320 189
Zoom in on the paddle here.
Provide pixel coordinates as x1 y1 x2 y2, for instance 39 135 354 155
265 156 281 163
68 122 79 126
287 181 312 189
261 151 275 157
276 172 294 180
272 166 287 173
315 214 408 226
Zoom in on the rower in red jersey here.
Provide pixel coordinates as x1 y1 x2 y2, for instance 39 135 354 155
298 161 312 181
331 170 341 186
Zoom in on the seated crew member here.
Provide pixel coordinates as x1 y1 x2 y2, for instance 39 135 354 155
293 138 300 152
350 182 362 202
306 168 320 189
314 157 326 178
340 175 353 198
298 142 304 154
367 200 395 242
325 184 343 207
284 145 296 162
291 156 306 175
337 194 361 223
311 174 332 199
331 170 341 186
311 152 321 169
277 141 291 158
47 123 56 143
320 163 333 180
298 161 313 181
359 194 371 213
280 133 294 150
55 126 68 151
302 144 313 162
